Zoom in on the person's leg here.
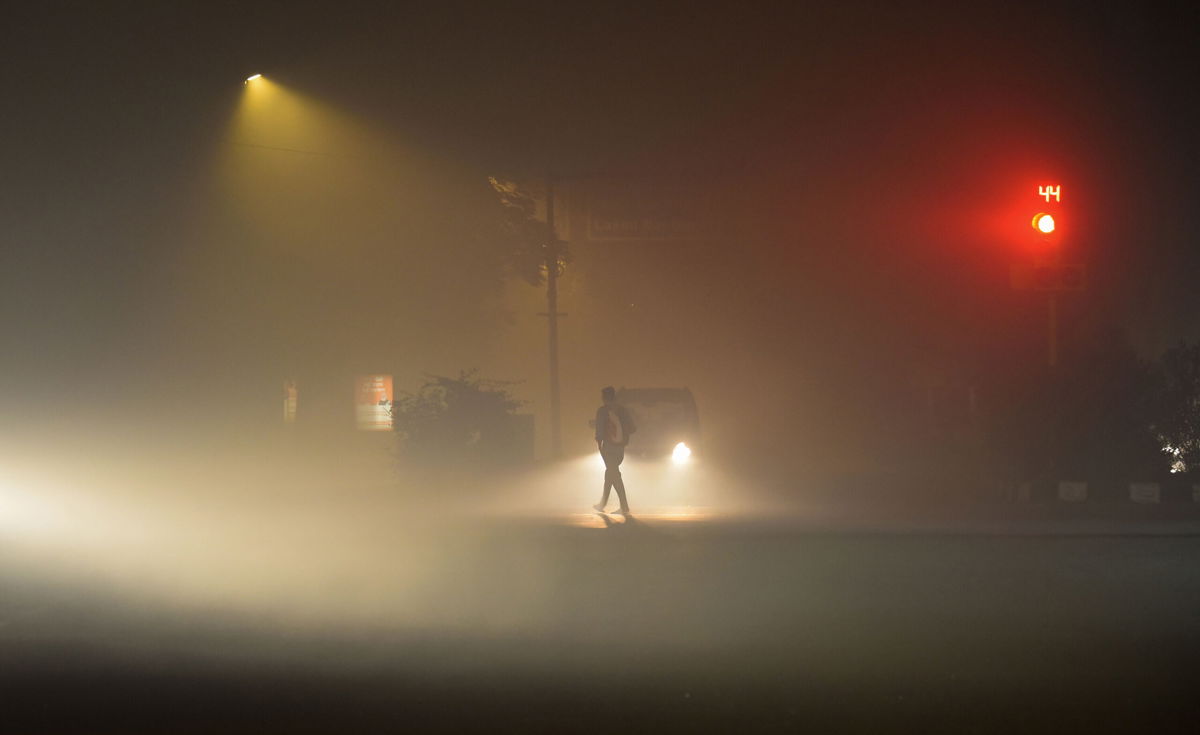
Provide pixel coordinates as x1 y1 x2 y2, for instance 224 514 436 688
611 446 629 512
596 446 614 509
613 477 628 512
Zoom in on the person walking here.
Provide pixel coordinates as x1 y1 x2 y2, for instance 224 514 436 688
593 386 635 515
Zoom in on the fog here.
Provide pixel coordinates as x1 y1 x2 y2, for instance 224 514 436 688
5 5 1200 729
0 422 748 634
9 425 1200 733
6 3 1197 477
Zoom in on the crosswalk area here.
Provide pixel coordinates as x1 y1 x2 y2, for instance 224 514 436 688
561 507 718 528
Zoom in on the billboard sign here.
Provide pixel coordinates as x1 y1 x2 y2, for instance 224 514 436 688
355 375 394 431
586 183 705 241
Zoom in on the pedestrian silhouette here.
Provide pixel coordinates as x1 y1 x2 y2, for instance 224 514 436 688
593 386 636 515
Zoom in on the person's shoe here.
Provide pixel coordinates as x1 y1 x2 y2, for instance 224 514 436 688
613 508 630 515
592 503 607 513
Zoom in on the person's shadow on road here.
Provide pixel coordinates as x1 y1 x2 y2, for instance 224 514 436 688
597 513 639 530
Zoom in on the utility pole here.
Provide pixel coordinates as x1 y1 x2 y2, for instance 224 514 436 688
540 167 701 457
544 173 564 458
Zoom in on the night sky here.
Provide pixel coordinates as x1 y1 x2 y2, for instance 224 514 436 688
2 1 1197 462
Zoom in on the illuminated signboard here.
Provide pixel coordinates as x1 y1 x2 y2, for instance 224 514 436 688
283 379 298 424
355 375 394 431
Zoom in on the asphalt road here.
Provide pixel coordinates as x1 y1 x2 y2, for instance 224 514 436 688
4 437 1200 732
6 504 1200 734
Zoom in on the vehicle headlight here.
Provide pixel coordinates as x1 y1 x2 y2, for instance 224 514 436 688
671 441 692 464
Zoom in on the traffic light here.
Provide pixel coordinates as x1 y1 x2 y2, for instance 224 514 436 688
1031 184 1061 241
1014 182 1080 370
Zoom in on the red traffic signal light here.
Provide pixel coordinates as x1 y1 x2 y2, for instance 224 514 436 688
1032 212 1056 234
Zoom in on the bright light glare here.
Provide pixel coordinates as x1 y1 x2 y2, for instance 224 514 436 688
1033 213 1055 234
245 73 263 83
0 478 67 537
672 442 692 464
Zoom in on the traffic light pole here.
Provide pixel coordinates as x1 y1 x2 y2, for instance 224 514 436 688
1047 292 1058 369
